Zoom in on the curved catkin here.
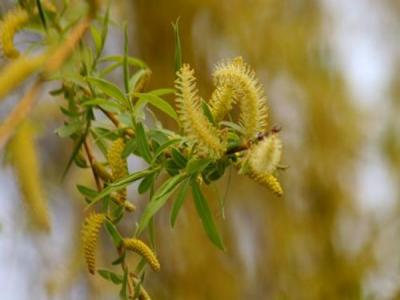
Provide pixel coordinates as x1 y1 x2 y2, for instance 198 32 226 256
0 54 46 100
249 134 282 175
123 238 160 272
175 64 226 158
8 121 50 232
250 172 283 196
209 84 236 122
213 56 268 140
107 138 128 204
81 213 106 274
0 6 30 59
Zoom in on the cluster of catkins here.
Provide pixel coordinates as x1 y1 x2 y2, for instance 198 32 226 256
175 56 283 196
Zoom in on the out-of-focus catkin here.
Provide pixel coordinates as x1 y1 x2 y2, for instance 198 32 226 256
0 54 46 100
0 6 30 59
213 56 268 140
81 213 105 274
175 64 226 158
8 121 50 231
123 238 160 272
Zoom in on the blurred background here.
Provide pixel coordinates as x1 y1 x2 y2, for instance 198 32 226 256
1 0 400 299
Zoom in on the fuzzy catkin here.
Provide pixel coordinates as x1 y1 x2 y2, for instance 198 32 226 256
249 133 282 175
250 172 283 196
107 138 128 204
213 56 268 140
175 64 226 158
81 213 105 274
123 238 160 272
209 84 236 122
8 121 50 231
0 6 30 59
0 54 46 100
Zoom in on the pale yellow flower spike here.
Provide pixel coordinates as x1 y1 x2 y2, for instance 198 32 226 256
213 56 268 140
0 6 30 59
175 64 226 158
8 121 51 231
249 133 283 175
123 238 160 272
209 84 236 122
0 54 46 100
107 138 135 211
250 172 283 197
81 213 106 274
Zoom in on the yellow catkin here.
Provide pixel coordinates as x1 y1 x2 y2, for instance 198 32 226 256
8 121 50 231
0 54 46 100
213 56 268 140
81 213 105 274
175 64 226 158
250 172 283 196
123 238 160 272
209 84 236 122
249 133 283 175
107 138 130 206
0 6 30 59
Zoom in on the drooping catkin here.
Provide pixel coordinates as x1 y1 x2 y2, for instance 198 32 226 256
249 172 283 196
0 54 46 100
8 121 50 231
81 213 105 274
123 238 160 272
249 133 282 175
0 6 30 59
175 64 226 158
107 138 130 207
213 56 268 140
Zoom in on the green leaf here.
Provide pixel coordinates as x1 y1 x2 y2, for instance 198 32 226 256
201 100 215 125
98 269 123 285
135 123 152 163
100 55 147 69
170 178 190 227
105 220 123 247
172 18 182 72
129 68 151 92
134 93 178 121
171 148 187 169
138 173 156 194
120 270 128 300
90 168 155 205
90 26 102 53
137 173 188 235
76 184 98 198
152 138 181 162
122 138 137 158
186 158 212 174
86 77 127 105
191 179 224 250
35 0 47 30
55 121 81 138
82 98 121 113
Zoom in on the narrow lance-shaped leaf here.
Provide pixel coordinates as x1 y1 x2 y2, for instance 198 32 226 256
135 122 152 163
137 173 188 235
191 178 225 250
170 178 190 227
